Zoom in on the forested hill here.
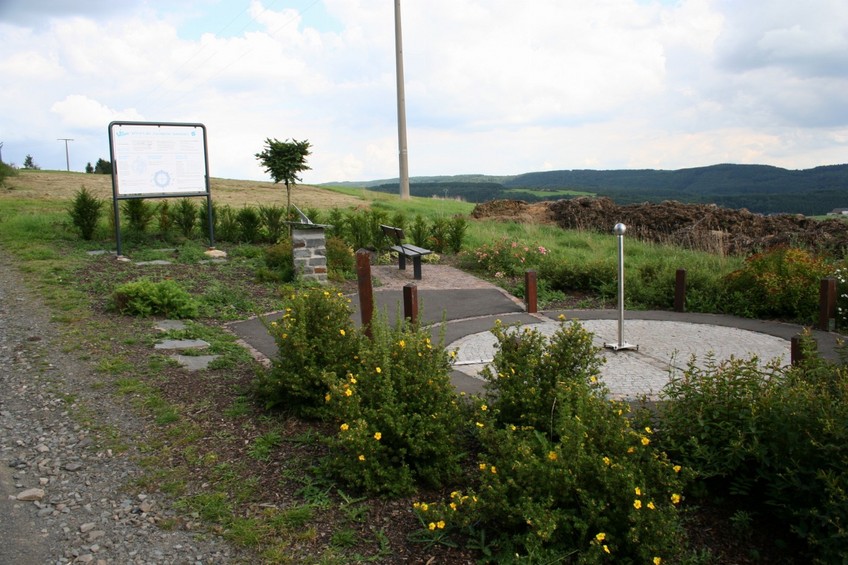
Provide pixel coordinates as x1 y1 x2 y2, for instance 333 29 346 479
327 163 848 215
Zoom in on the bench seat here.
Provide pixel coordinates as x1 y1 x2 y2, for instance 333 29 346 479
381 225 432 280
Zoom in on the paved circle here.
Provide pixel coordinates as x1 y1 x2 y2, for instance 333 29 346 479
449 320 790 400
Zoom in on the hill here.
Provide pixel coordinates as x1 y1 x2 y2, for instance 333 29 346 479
325 163 848 215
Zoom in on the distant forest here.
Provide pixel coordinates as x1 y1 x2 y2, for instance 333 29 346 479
331 164 848 216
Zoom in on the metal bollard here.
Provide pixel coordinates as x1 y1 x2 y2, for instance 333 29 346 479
604 223 638 351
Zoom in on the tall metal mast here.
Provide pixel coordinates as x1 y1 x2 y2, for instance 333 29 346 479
394 0 410 200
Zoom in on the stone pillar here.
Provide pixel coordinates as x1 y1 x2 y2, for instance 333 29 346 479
292 228 328 283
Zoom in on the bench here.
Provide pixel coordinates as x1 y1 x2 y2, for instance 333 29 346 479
380 224 432 280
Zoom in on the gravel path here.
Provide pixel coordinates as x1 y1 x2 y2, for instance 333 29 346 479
0 249 244 564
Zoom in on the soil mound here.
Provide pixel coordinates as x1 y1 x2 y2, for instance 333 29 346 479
472 197 848 256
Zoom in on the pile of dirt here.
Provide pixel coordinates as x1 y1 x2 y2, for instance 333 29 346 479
472 197 848 256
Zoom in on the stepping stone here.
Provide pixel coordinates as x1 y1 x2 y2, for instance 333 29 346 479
154 339 210 350
135 260 172 266
87 250 116 256
170 354 220 371
204 249 228 259
199 258 227 264
154 320 188 332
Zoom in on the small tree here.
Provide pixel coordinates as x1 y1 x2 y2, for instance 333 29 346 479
85 162 94 174
94 158 112 174
23 154 39 170
255 138 311 214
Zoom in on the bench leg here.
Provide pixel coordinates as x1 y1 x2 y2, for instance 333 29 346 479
398 254 407 271
413 256 423 280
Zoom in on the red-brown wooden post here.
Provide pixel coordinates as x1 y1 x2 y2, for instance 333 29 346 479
791 335 803 366
403 284 418 325
525 270 538 314
674 269 687 313
818 277 836 331
356 250 374 338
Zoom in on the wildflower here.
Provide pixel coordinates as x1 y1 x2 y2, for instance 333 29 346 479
635 487 642 496
450 502 457 511
547 451 558 462
673 465 682 473
428 522 436 531
358 454 365 461
603 456 611 466
558 313 566 321
590 375 597 383
324 393 331 402
398 339 405 348
595 532 606 542
479 463 487 471
476 422 484 428
654 558 662 565
644 426 653 434
641 437 650 446
449 350 457 359
339 329 346 336
349 376 357 384
603 545 610 554
340 423 349 431
647 501 656 510
634 500 642 509
490 466 497 474
671 493 681 504
436 520 445 529
373 432 382 441
344 388 353 397
375 367 382 374
480 404 488 411
627 447 635 454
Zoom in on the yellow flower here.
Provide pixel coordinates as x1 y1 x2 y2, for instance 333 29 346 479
339 329 346 336
420 503 429 512
673 465 682 473
375 367 382 374
645 426 653 434
398 339 405 348
647 501 656 510
476 422 484 428
436 520 445 529
634 499 642 509
671 493 681 504
428 522 436 531
340 423 349 431
490 466 497 474
603 545 610 554
603 456 611 466
595 532 606 542
358 454 365 461
450 502 457 511
373 432 382 441
324 393 331 402
349 377 357 384
479 463 487 471
480 404 488 411
627 447 635 454
590 376 597 383
635 487 642 496
449 350 457 359
653 558 662 565
641 437 650 446
547 451 558 462
344 388 353 397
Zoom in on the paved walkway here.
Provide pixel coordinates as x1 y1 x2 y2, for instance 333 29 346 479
228 265 845 400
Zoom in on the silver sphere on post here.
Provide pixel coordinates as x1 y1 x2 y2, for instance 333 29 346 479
613 223 626 236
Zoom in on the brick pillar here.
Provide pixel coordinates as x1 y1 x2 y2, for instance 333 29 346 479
292 228 328 283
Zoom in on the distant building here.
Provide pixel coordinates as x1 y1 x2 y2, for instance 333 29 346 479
827 208 848 215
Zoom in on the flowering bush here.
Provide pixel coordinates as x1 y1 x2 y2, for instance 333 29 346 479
723 246 833 322
467 237 550 279
833 263 848 330
323 320 465 496
414 320 688 562
256 288 361 417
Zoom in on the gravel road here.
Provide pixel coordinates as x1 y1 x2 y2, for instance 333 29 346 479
0 249 245 564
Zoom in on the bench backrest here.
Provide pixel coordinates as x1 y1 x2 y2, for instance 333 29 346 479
380 224 405 245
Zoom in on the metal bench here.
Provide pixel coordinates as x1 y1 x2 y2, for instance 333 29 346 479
380 224 432 280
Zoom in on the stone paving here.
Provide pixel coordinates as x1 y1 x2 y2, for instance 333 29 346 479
450 317 791 400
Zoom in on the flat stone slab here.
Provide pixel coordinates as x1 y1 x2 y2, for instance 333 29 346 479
135 260 172 266
154 320 188 332
450 320 790 401
87 250 116 256
170 354 220 371
154 339 210 350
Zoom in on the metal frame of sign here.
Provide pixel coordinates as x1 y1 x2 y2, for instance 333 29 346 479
108 121 215 256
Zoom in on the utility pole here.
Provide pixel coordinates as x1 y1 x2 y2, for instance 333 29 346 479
0 142 4 163
394 0 410 200
57 138 73 171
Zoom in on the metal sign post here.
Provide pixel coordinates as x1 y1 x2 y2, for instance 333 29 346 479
605 223 638 351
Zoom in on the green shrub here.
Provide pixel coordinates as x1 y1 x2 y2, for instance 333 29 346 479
324 319 465 497
657 347 848 563
122 199 155 233
325 236 354 280
0 160 17 188
466 237 551 279
256 288 360 416
429 216 449 253
236 206 261 243
346 211 371 250
257 240 295 283
68 186 104 240
723 246 832 322
199 200 217 235
446 215 468 253
172 198 197 238
409 214 429 248
258 204 287 243
325 208 346 240
832 263 848 330
216 205 240 242
416 319 688 562
157 200 173 236
111 278 198 318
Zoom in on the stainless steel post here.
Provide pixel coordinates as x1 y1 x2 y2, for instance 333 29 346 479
605 223 638 351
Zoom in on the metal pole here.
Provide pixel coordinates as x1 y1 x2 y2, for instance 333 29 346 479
605 223 637 351
57 138 73 171
394 0 410 200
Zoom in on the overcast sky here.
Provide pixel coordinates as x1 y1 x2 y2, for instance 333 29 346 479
2 0 847 184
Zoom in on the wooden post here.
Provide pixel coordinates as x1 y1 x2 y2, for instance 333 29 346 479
356 250 374 338
674 269 686 313
818 277 836 331
525 270 538 314
403 284 418 325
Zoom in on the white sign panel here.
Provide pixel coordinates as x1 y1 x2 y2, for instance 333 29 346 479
109 122 209 196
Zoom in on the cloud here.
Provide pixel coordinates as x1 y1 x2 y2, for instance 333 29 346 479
50 95 143 129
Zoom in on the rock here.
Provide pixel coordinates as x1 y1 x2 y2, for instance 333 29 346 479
203 248 228 259
17 488 45 501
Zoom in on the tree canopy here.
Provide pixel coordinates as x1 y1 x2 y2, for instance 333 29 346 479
255 138 311 213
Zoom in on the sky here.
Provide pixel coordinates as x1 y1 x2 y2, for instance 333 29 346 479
1 0 848 185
